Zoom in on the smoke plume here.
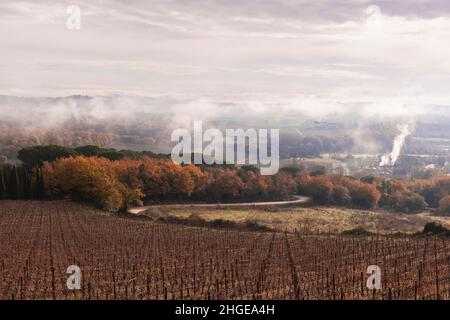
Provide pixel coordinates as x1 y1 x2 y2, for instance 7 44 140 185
380 124 411 166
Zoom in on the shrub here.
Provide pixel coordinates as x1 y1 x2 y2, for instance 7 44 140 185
422 222 450 236
342 227 374 236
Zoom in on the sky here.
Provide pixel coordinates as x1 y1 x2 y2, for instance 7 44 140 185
1 0 450 118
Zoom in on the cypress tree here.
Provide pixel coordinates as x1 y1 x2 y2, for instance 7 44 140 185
0 167 6 200
40 168 46 199
22 168 32 199
35 168 45 200
34 168 39 199
11 166 21 199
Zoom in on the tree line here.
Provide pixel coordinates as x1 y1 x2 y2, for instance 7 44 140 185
0 152 381 212
17 145 168 167
1 145 449 214
0 124 114 160
299 174 450 214
0 164 45 200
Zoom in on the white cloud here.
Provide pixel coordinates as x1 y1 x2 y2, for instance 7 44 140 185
0 0 450 118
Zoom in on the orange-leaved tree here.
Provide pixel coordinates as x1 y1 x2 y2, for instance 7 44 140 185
42 156 143 212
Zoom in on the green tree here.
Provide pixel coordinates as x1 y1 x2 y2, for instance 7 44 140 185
18 145 78 167
98 150 126 161
0 167 6 200
74 145 103 157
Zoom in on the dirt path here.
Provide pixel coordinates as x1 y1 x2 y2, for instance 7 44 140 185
128 195 311 214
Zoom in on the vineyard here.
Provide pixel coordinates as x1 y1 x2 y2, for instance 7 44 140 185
1 201 450 300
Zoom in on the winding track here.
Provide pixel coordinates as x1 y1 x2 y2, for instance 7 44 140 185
128 195 311 214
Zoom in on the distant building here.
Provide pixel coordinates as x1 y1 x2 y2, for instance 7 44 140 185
312 121 341 130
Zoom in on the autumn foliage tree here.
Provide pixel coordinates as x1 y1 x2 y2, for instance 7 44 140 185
388 191 427 213
345 180 381 209
332 185 351 206
207 168 244 202
304 175 334 205
438 195 450 215
410 177 450 208
269 172 297 200
242 171 270 200
42 156 143 212
299 174 380 209
4 144 450 214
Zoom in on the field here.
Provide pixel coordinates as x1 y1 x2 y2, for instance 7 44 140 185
1 201 450 300
144 206 450 234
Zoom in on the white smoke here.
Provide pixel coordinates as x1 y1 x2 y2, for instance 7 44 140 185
341 162 350 176
380 124 411 166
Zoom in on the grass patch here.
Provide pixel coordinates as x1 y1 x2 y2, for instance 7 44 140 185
139 205 450 235
156 214 273 232
341 227 374 236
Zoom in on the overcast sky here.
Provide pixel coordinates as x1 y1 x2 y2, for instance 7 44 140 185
1 0 450 116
